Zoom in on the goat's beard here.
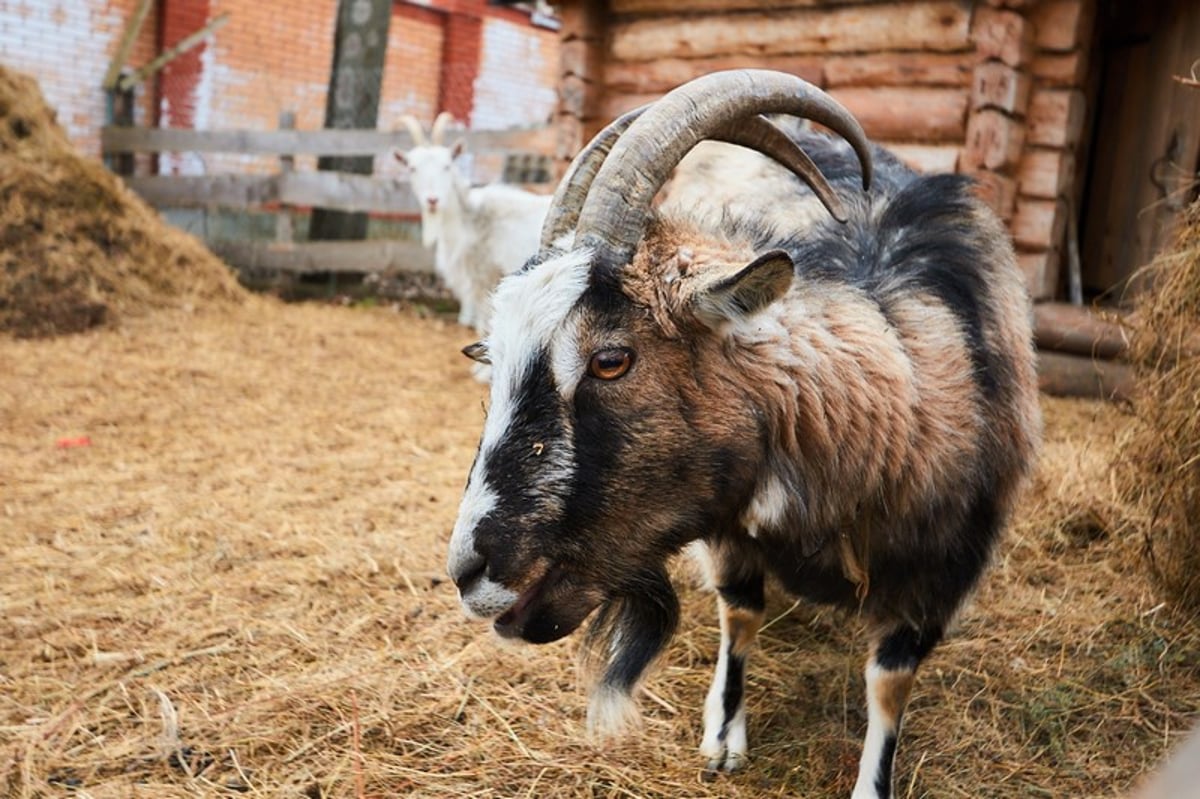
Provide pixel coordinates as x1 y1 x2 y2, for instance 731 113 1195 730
420 212 441 248
579 568 680 709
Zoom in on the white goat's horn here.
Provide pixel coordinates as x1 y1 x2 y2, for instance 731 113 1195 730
431 111 455 145
399 115 427 147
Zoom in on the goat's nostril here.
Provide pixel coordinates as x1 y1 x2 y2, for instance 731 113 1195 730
453 553 487 592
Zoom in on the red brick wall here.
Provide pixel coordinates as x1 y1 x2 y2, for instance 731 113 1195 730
0 0 559 173
0 0 159 159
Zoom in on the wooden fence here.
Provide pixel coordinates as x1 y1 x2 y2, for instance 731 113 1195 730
101 122 555 278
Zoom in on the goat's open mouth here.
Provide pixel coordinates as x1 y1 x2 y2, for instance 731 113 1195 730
493 564 564 640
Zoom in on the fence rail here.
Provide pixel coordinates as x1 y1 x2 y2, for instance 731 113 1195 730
103 123 554 280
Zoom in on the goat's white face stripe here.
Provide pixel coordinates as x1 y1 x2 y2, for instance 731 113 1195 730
447 249 593 615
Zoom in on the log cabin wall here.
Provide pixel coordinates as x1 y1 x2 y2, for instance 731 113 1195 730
553 0 1099 302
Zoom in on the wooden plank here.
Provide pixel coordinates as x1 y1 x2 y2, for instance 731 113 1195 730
605 55 824 95
1017 147 1075 199
1026 89 1086 147
1037 350 1134 401
611 0 860 12
1034 301 1128 359
828 87 969 143
101 125 555 156
211 239 433 275
610 2 972 62
1031 51 1088 88
881 143 961 174
962 109 1025 170
971 62 1032 114
1013 197 1068 251
825 52 972 88
967 169 1018 221
970 7 1035 67
1031 0 1093 52
1019 250 1061 300
122 172 428 214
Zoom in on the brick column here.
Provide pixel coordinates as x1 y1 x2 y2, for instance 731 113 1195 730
438 1 485 124
158 0 211 129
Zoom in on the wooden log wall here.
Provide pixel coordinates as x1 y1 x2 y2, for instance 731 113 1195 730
553 0 1100 304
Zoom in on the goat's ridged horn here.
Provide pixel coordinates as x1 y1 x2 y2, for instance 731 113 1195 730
431 111 455 145
714 115 849 224
399 115 427 147
574 69 873 266
540 105 649 249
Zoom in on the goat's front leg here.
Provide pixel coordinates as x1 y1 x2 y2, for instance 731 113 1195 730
700 564 765 773
852 623 943 799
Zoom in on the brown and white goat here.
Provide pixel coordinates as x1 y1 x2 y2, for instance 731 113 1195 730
446 70 1041 799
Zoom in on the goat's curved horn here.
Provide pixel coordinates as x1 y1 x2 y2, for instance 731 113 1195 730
574 69 873 267
399 115 428 147
713 115 850 224
431 111 455 145
540 105 649 249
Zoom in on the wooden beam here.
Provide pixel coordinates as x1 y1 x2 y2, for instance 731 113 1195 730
1017 147 1075 199
971 62 1032 114
824 52 972 88
1031 51 1088 87
1026 89 1087 147
101 125 555 156
882 143 961 174
102 0 154 91
828 87 969 143
1018 250 1061 300
1034 301 1128 359
1031 0 1094 52
605 55 824 94
118 13 231 92
1013 197 1068 250
211 239 433 275
1037 350 1134 402
610 2 972 62
970 7 1035 67
962 109 1025 170
968 169 1018 221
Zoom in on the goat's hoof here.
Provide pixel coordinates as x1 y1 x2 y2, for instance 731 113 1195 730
701 746 746 775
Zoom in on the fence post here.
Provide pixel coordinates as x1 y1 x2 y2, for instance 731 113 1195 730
276 110 296 244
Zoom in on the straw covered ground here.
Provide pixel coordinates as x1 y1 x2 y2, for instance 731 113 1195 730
2 297 1199 799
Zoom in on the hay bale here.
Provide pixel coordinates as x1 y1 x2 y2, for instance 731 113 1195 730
1118 199 1200 612
0 65 245 338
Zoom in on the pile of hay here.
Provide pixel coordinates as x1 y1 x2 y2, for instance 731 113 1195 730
0 65 245 338
1118 200 1200 612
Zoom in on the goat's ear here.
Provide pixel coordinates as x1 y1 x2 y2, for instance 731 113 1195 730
692 249 794 325
450 138 467 159
462 341 491 365
394 149 408 167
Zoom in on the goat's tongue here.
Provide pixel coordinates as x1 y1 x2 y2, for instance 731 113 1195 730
494 569 555 639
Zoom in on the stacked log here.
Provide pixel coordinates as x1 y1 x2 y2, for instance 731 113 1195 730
1034 302 1134 401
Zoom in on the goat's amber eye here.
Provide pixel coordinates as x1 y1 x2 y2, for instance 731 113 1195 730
587 348 634 380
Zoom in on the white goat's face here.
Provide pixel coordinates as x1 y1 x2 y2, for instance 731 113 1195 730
396 143 464 246
446 236 796 644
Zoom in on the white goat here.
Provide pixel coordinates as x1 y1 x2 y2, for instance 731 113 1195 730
395 112 551 335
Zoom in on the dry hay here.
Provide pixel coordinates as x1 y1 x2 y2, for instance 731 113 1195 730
1117 200 1200 612
2 298 1199 798
0 65 245 339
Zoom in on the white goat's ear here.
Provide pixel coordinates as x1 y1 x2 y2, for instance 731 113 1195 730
450 138 467 159
394 149 408 167
462 341 491 365
692 249 794 325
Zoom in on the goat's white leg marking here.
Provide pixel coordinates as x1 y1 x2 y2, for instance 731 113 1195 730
852 661 914 799
586 683 642 739
700 599 762 772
